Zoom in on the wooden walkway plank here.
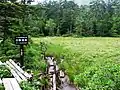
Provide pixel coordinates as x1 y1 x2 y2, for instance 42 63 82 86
0 61 3 65
10 69 23 82
6 60 32 83
9 59 32 78
9 59 24 74
53 74 56 90
6 61 16 71
10 78 22 90
15 70 27 81
5 62 22 82
3 78 14 90
3 78 21 90
0 78 2 84
6 61 27 80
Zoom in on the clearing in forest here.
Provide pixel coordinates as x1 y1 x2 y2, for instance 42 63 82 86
32 37 120 90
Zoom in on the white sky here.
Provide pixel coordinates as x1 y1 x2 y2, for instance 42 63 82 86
31 0 92 5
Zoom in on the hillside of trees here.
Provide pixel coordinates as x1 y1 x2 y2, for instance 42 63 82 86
0 0 120 89
0 0 120 40
0 0 120 61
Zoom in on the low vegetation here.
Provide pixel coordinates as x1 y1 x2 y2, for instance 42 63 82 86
0 65 12 78
0 0 120 90
0 38 47 90
33 37 120 90
0 84 4 90
20 81 39 90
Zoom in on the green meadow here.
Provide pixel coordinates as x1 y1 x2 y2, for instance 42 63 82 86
32 37 120 90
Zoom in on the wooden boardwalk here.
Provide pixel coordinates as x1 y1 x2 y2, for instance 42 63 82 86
45 57 78 90
3 78 21 90
0 59 32 90
6 59 32 82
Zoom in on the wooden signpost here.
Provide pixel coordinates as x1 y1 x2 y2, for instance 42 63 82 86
15 34 28 67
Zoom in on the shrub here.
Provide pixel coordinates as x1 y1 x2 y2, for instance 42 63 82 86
38 37 120 90
20 81 37 90
24 43 46 74
0 85 5 90
0 38 19 62
0 65 12 78
74 63 120 90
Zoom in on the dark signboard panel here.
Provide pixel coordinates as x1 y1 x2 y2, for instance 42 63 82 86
15 36 28 45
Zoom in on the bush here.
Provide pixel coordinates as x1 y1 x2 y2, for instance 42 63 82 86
20 81 37 90
24 43 46 74
74 63 120 90
0 85 5 90
0 65 12 78
20 73 49 90
0 38 19 62
39 37 120 90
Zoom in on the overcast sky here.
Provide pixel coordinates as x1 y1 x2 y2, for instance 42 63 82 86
31 0 93 5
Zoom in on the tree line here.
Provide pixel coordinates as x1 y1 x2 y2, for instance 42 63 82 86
0 0 120 42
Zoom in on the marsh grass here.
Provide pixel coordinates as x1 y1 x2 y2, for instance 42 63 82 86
32 37 120 90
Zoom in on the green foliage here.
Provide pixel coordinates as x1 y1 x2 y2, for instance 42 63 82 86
0 38 19 62
20 81 38 90
0 0 120 89
20 75 49 90
45 19 56 36
24 43 46 73
38 37 120 90
0 84 5 90
75 64 120 90
0 65 12 78
0 2 23 44
0 0 120 37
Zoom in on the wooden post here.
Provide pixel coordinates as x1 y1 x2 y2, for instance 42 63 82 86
53 61 56 90
20 45 24 67
53 73 56 90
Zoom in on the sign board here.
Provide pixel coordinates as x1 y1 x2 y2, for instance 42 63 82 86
15 36 28 45
15 35 28 67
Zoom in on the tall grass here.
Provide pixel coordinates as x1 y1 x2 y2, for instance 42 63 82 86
33 37 120 90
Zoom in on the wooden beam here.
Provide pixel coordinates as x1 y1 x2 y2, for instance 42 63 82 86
0 78 2 84
10 78 22 90
9 59 32 79
6 62 22 82
3 78 21 90
6 61 27 80
3 78 14 90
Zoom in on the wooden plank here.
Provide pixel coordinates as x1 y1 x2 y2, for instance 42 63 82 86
15 70 27 81
6 61 26 80
10 78 21 90
3 78 22 90
6 62 22 82
9 59 24 74
6 61 16 71
3 78 14 90
0 61 3 65
24 72 32 79
59 70 65 78
0 78 2 84
49 66 55 74
53 74 56 90
9 59 32 78
11 69 23 82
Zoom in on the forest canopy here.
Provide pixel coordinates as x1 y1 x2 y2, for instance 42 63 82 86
0 0 120 89
0 0 120 41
